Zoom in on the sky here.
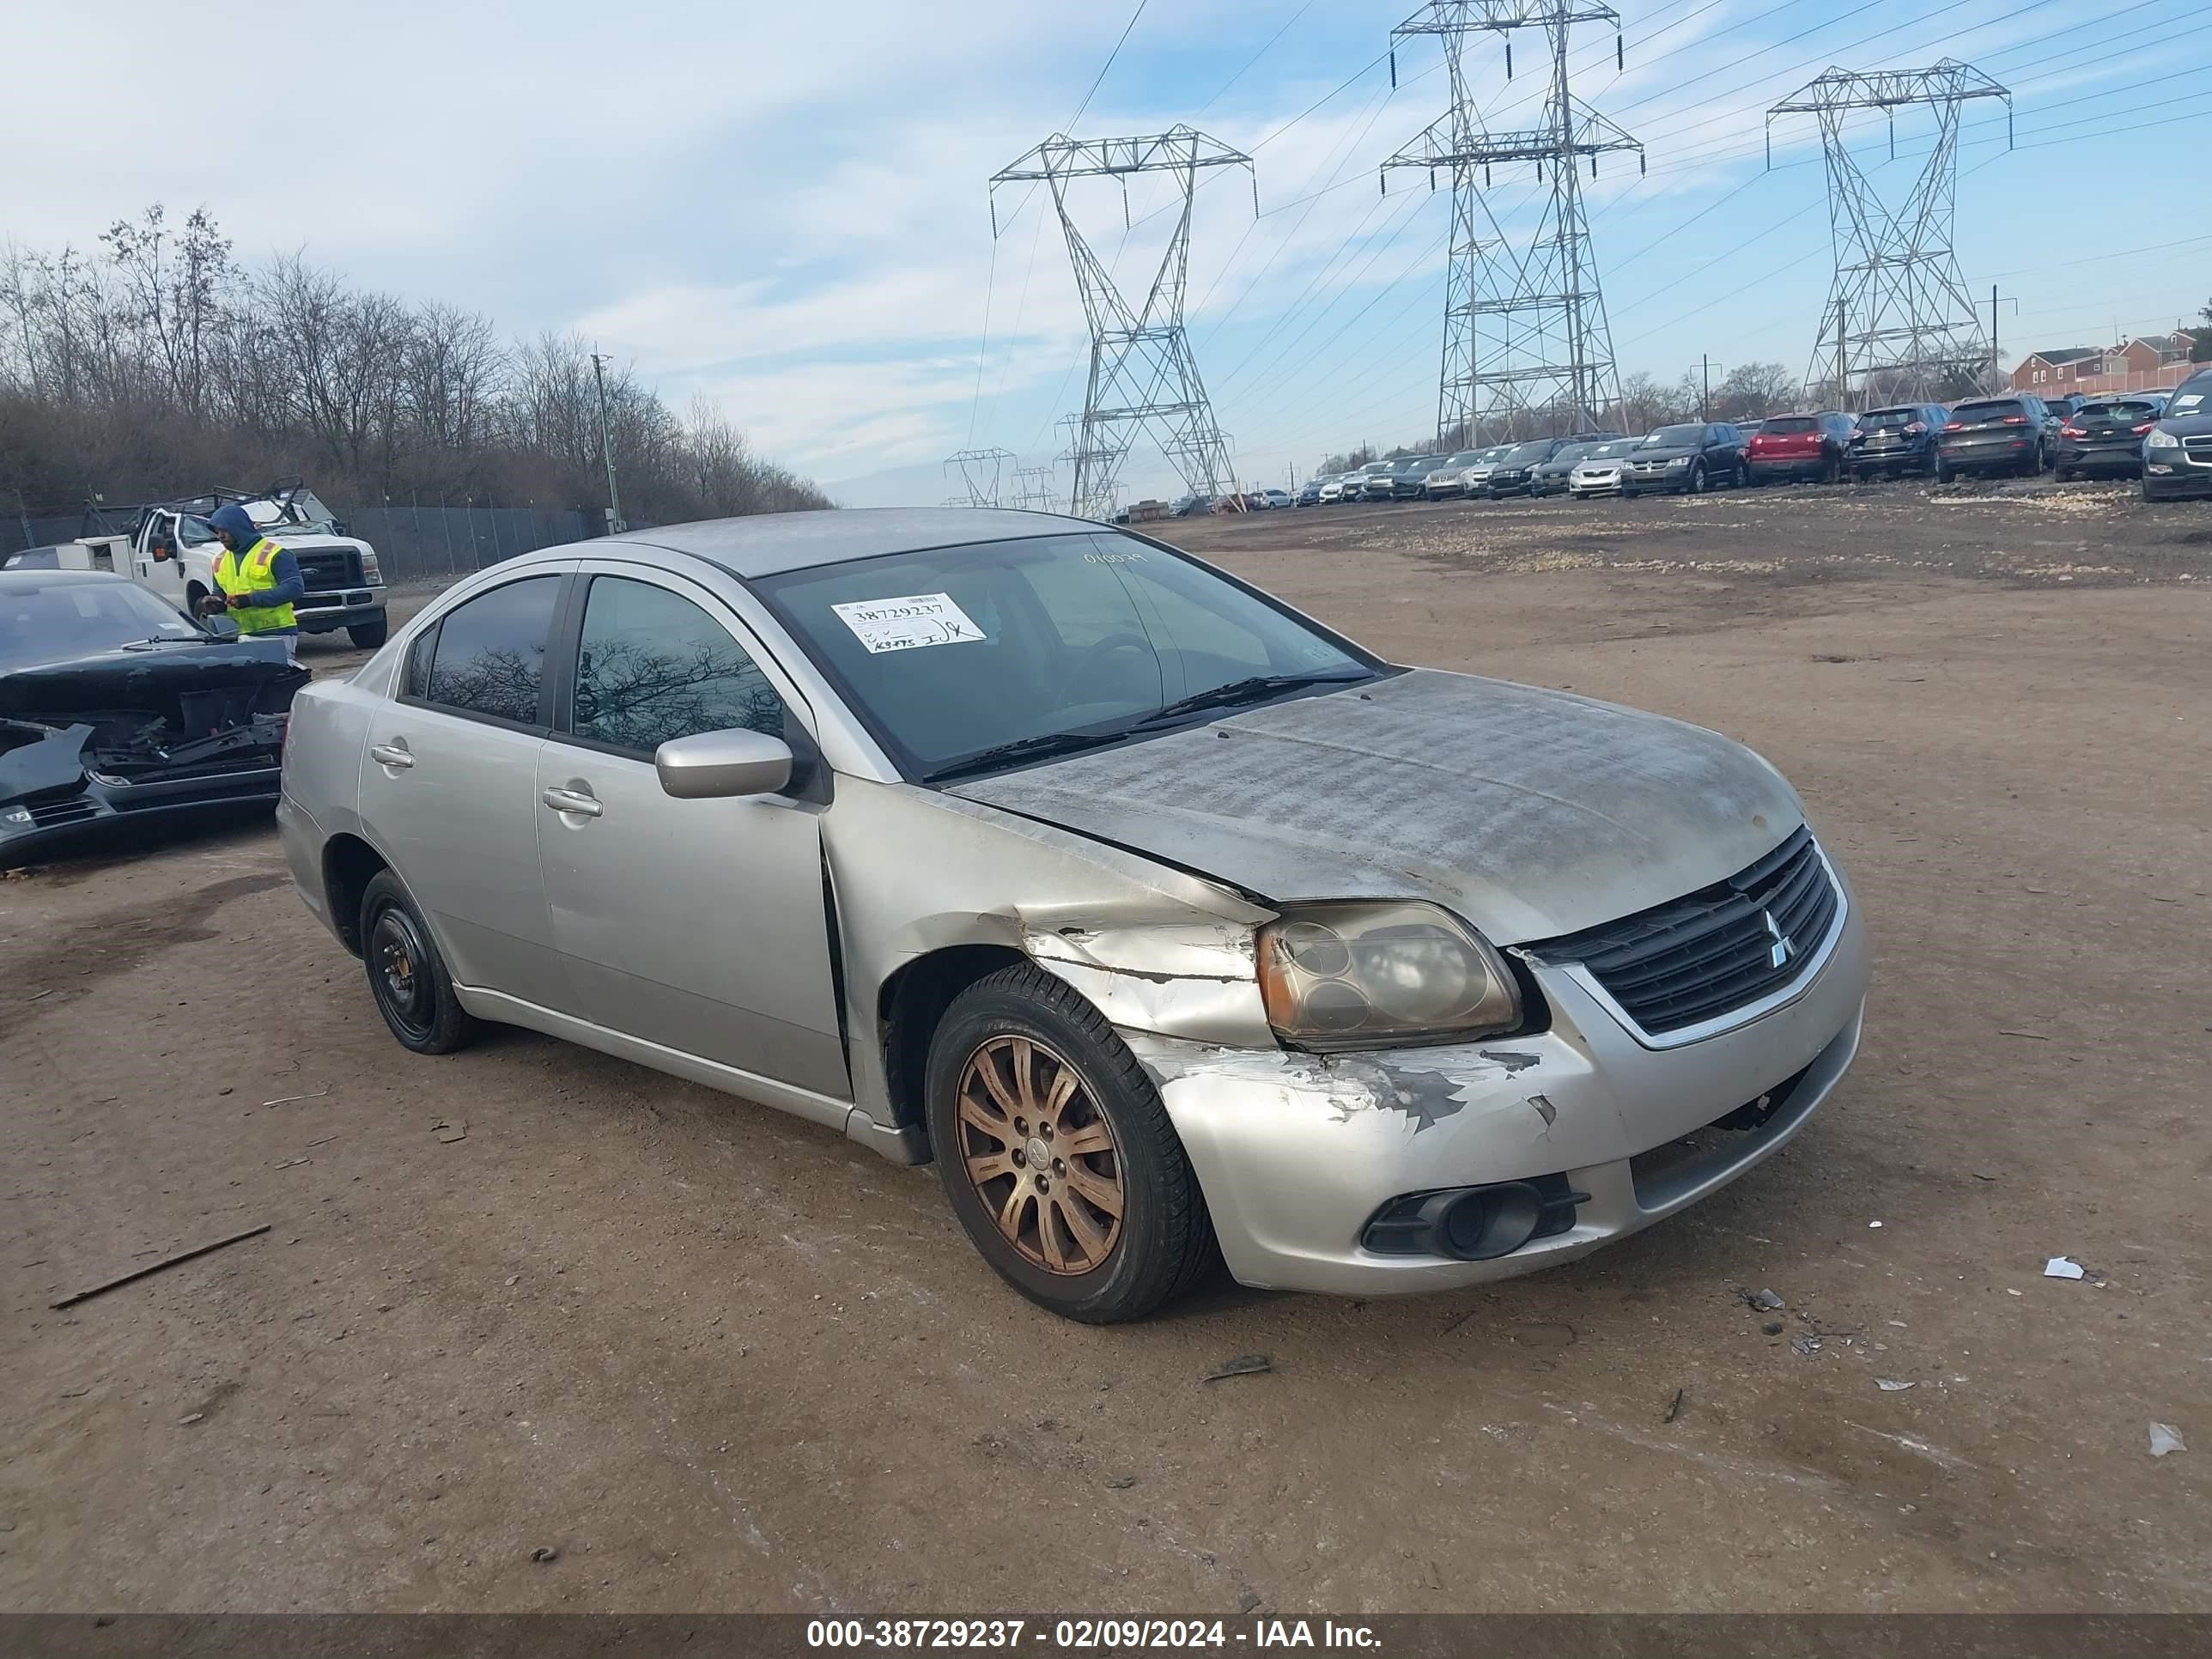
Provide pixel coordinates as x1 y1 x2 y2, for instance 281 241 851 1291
6 0 2209 508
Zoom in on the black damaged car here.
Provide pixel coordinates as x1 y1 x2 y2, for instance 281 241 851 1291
0 571 307 865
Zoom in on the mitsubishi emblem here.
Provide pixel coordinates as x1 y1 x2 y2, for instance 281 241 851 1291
1762 909 1795 969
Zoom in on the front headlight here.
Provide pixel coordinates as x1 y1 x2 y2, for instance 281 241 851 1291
2145 428 2180 450
1256 902 1522 1050
1665 454 1691 467
360 550 384 584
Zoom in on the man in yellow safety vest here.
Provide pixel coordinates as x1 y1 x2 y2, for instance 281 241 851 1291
198 503 307 663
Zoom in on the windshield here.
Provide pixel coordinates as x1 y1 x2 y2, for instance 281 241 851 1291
1547 442 1595 465
1640 424 1705 448
1504 441 1553 464
0 579 204 673
756 532 1378 781
1583 441 1631 459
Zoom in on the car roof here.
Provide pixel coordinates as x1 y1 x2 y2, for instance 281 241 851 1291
0 567 131 587
606 506 1110 580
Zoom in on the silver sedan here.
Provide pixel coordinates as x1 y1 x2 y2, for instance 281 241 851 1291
277 509 1868 1322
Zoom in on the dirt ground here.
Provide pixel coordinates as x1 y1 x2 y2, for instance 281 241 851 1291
3 478 2209 1613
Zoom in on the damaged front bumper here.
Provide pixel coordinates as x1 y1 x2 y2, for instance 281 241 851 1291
1 720 286 864
1121 902 1869 1296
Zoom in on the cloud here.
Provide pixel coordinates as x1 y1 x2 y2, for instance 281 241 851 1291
4 0 2194 496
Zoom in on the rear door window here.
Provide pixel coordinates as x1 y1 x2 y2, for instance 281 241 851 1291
412 574 562 726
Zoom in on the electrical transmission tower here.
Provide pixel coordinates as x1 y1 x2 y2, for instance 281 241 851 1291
992 127 1253 520
943 447 1017 507
1010 465 1060 512
1769 60 2009 410
1383 3 1641 448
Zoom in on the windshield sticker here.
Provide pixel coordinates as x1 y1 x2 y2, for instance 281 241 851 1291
830 592 986 654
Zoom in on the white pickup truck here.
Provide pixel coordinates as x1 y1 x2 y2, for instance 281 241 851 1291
10 482 388 648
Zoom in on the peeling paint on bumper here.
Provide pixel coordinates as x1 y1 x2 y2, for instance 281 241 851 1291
1125 902 1869 1296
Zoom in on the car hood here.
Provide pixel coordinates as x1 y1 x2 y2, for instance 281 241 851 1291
1626 444 1697 462
950 667 1804 944
2154 410 2212 439
0 638 307 729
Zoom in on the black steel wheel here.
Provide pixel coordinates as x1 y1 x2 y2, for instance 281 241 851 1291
349 619 389 649
359 870 476 1054
926 963 1217 1323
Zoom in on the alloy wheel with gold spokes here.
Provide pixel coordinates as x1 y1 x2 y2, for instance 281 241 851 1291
954 1035 1125 1276
926 963 1216 1322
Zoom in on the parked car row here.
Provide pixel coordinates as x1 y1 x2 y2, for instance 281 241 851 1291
1155 375 2209 522
1281 370 2212 508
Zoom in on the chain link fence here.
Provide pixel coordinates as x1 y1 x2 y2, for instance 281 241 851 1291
5 498 600 582
337 504 599 583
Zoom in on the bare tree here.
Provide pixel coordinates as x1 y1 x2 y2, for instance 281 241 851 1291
258 255 413 481
403 302 504 485
1 202 830 528
100 204 238 416
1714 362 1801 421
1615 371 1688 434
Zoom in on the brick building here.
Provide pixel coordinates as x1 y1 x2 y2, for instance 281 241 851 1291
2011 333 2199 398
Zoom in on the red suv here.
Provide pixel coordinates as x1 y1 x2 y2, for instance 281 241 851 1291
1745 411 1856 484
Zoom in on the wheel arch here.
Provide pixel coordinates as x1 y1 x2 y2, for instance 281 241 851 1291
876 944 1032 1153
321 832 391 957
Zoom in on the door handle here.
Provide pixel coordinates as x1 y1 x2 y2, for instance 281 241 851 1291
369 741 414 769
541 786 603 817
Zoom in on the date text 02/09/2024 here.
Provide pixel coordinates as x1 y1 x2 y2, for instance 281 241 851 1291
804 1619 1382 1649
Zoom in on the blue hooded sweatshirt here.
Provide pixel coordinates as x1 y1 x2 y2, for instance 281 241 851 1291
207 503 304 630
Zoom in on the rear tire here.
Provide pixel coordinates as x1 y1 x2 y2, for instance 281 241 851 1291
925 963 1217 1323
2054 465 2073 483
359 871 476 1055
1935 458 1954 484
348 618 389 649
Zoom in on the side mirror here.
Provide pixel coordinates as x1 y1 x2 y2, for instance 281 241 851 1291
150 542 173 562
655 728 793 800
203 614 241 641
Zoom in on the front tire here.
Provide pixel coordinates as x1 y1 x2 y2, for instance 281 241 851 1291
359 871 476 1054
348 618 388 649
926 963 1216 1323
1686 461 1707 495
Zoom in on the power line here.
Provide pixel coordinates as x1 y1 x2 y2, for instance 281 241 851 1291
1067 0 1149 131
1196 0 1318 115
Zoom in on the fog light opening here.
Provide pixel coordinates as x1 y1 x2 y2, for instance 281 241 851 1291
1362 1176 1589 1261
1439 1182 1544 1261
